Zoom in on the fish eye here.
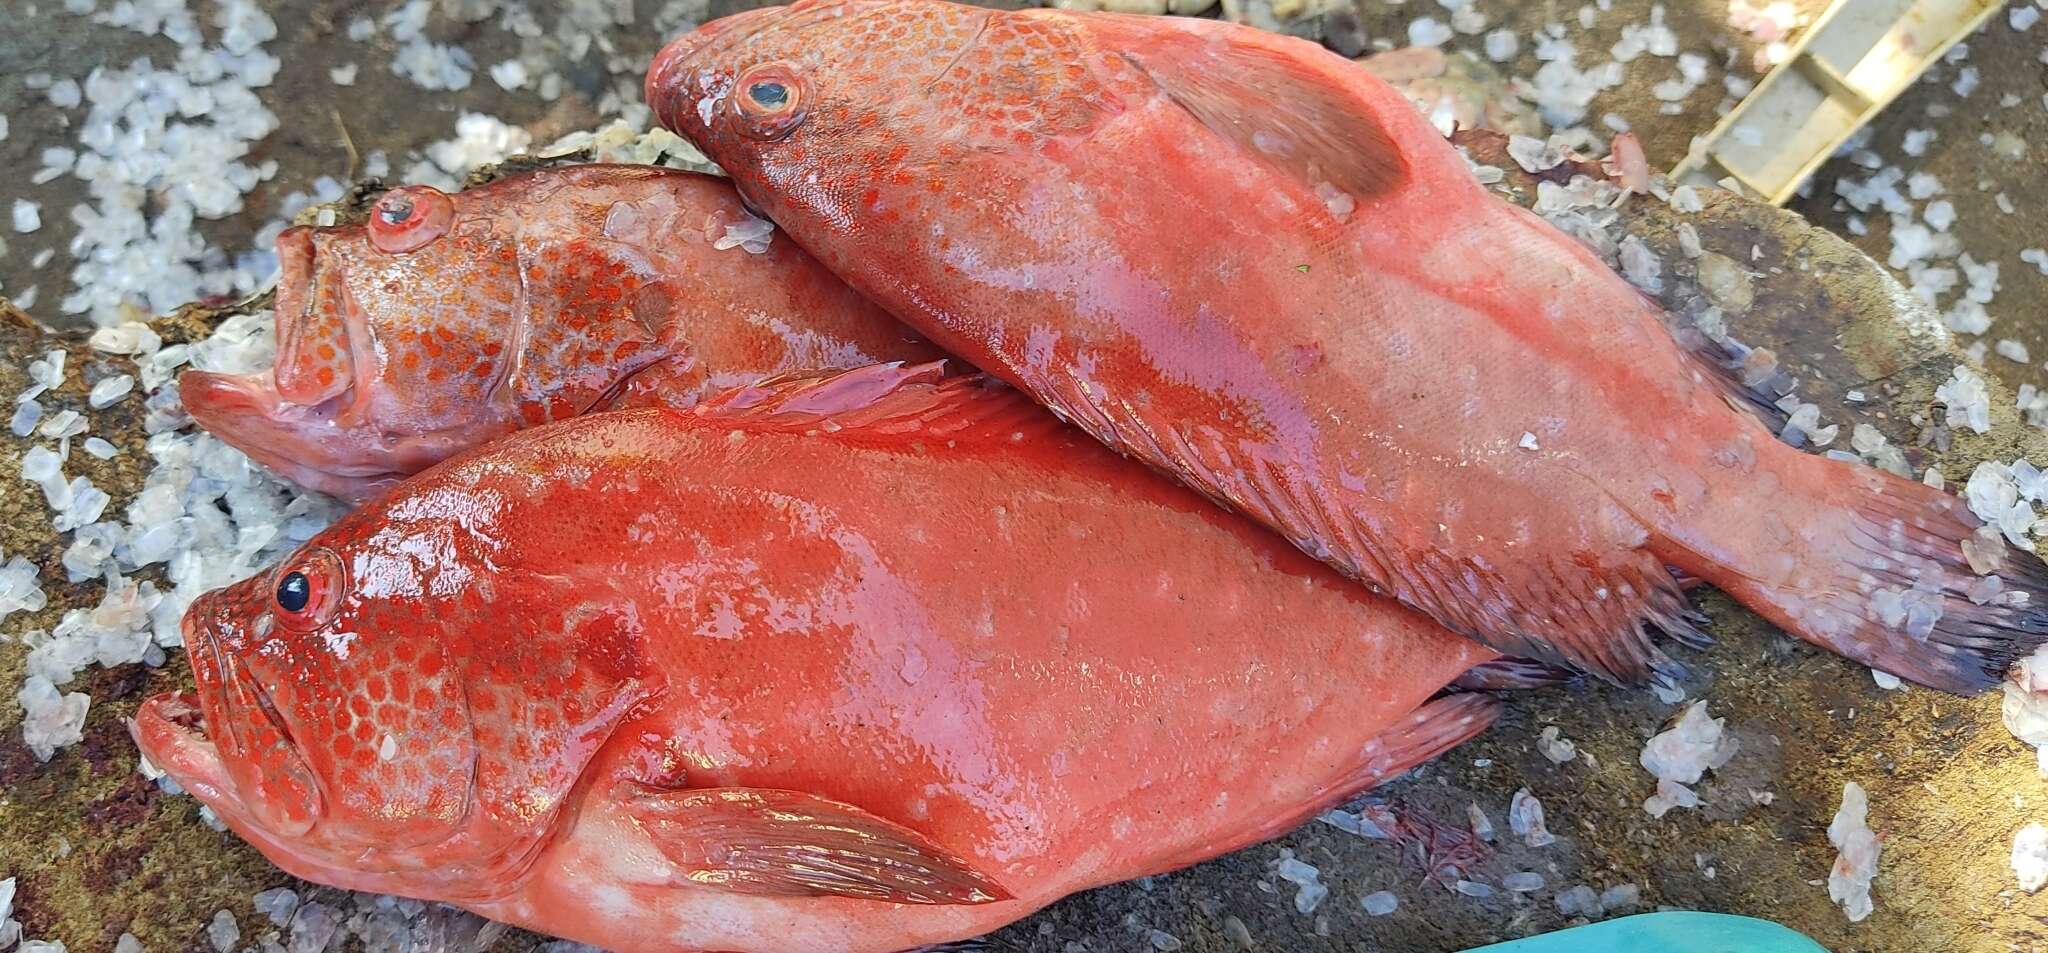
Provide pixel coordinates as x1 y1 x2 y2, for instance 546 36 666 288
367 185 455 254
731 63 807 141
272 547 347 630
746 81 789 110
276 572 310 613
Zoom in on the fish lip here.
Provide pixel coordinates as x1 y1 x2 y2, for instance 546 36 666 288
132 689 233 807
179 368 406 502
186 599 327 839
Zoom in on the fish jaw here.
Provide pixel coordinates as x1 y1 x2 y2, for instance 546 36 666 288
133 690 233 808
130 691 422 896
180 368 451 503
178 581 330 837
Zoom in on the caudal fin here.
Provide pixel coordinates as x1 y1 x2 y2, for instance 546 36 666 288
1662 454 2048 694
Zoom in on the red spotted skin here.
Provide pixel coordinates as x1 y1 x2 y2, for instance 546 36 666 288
180 164 937 501
648 2 2048 690
136 372 1496 952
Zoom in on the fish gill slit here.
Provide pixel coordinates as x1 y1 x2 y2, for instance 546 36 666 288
489 243 537 412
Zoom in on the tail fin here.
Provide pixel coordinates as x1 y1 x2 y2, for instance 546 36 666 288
1657 451 2048 694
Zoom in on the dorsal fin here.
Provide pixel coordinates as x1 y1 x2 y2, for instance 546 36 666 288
689 361 1065 445
1081 13 1409 203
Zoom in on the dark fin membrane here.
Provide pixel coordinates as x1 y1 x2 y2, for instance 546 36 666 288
1674 333 1795 433
1669 565 1709 591
1670 466 2048 695
1447 657 1581 692
1349 800 1492 886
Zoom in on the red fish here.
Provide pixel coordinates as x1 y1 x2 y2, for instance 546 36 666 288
135 362 1511 953
180 164 937 501
648 1 2048 692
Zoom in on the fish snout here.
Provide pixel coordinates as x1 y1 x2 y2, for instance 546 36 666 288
647 7 793 134
180 369 291 457
648 29 716 134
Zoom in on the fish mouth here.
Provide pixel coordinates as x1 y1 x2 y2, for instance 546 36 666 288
132 686 367 890
180 369 407 503
132 689 232 802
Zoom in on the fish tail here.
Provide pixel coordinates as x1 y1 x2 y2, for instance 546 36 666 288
1655 449 2048 694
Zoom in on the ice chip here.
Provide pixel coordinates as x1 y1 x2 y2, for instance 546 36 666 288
1826 781 1880 922
1509 788 1557 847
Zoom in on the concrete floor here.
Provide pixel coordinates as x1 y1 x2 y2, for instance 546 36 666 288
1 1 2046 952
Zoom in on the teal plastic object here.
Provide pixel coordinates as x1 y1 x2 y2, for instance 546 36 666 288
1463 912 1831 953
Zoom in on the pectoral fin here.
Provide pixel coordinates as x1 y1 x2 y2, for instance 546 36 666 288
621 786 1013 905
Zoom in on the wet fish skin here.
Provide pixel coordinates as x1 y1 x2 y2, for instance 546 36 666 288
180 164 937 502
134 363 1500 953
648 1 2048 692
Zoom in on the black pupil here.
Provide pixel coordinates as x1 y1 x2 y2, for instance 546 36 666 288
748 81 789 109
378 196 415 225
276 572 311 613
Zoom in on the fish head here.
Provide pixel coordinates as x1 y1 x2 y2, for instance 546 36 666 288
647 1 1112 231
183 175 670 502
134 475 655 898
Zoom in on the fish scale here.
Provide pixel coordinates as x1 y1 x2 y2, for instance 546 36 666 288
136 364 1516 953
650 0 2048 693
180 164 937 502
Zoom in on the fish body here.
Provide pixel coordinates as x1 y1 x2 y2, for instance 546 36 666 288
649 2 2048 691
181 164 937 501
136 364 1501 953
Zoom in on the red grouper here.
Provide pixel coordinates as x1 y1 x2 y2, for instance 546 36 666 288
180 164 939 502
647 0 2048 692
134 362 1515 953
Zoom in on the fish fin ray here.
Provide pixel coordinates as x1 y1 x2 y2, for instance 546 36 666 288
1663 318 1795 432
1333 693 1501 795
1085 15 1408 201
622 786 1012 905
689 362 1068 445
1448 657 1582 692
1656 460 2048 693
1018 365 1692 683
1227 694 1500 850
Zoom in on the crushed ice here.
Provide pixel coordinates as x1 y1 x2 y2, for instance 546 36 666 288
1826 781 1879 922
1639 701 1738 818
